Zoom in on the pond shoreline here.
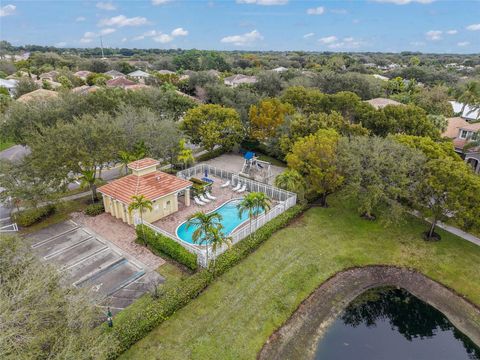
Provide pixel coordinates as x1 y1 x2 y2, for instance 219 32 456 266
258 265 480 360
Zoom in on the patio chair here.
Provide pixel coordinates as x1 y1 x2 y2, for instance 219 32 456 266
232 182 242 191
221 180 230 188
199 194 211 203
205 191 216 200
194 196 205 206
237 184 247 193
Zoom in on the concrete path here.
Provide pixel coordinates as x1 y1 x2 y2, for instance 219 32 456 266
436 221 480 246
0 144 30 162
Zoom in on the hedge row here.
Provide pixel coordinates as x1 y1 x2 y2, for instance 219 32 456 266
84 202 105 216
195 147 226 162
14 204 56 227
107 204 306 358
136 225 198 271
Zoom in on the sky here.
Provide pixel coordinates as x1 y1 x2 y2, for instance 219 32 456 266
0 0 479 53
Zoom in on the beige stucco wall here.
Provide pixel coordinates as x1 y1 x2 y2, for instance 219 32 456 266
102 192 179 225
130 165 157 177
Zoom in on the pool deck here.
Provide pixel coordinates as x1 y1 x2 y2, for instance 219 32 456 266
151 175 277 241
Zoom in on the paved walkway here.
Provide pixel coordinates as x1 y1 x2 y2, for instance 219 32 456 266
436 221 480 246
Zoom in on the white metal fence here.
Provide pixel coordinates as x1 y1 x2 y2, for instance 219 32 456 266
139 164 297 268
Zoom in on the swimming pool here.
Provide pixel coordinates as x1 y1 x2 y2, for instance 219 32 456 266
176 198 258 245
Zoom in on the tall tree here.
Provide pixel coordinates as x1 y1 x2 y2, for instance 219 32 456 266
177 139 195 170
274 169 306 203
286 129 343 206
186 211 223 266
128 195 153 245
249 98 294 141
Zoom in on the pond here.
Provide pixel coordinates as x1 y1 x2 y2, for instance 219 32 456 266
315 287 480 360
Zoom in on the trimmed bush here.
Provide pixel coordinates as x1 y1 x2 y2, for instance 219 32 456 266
84 202 105 216
14 204 56 227
136 225 198 271
107 204 306 358
196 147 225 162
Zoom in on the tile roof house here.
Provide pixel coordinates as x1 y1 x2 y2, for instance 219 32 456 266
128 70 150 79
104 70 126 79
450 122 480 174
98 158 192 225
38 71 59 82
443 117 470 139
106 77 137 88
17 89 59 103
74 70 92 80
364 98 403 109
272 66 288 73
224 74 257 87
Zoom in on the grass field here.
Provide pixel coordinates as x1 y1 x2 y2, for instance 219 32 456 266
120 196 480 360
0 139 14 152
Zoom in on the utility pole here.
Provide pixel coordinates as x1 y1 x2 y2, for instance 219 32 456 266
100 35 106 59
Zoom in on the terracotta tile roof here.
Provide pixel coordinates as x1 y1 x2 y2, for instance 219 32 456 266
461 122 480 132
127 158 159 170
365 98 403 109
124 84 151 91
98 171 192 204
17 89 59 103
106 77 137 88
443 117 470 138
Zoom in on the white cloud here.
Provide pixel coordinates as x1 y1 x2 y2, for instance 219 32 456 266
221 29 263 46
425 30 442 41
457 41 470 47
76 16 86 22
318 35 337 44
446 29 458 35
0 4 16 17
83 31 97 39
236 0 288 5
152 0 172 4
55 42 67 47
171 27 188 37
326 37 363 49
96 2 116 11
100 28 116 35
466 23 480 31
307 6 325 15
133 28 188 42
99 15 148 27
371 0 435 4
121 37 128 42
153 34 174 43
80 38 93 44
303 32 315 39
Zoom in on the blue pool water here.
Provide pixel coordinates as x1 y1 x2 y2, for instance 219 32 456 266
176 198 257 245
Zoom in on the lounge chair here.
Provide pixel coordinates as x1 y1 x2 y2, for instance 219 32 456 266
237 184 247 193
205 191 216 200
232 182 242 191
221 180 230 188
194 196 205 206
199 194 211 203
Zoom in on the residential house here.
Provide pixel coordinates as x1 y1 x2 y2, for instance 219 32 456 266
158 70 176 75
38 70 59 82
71 85 99 94
443 117 470 139
450 101 479 122
106 77 137 88
98 158 192 225
271 66 288 73
365 98 403 110
104 70 126 79
452 122 480 174
74 70 92 80
372 74 389 81
224 74 257 87
0 79 18 97
128 70 150 83
17 89 59 103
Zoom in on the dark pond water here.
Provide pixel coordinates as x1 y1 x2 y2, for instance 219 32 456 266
315 287 480 360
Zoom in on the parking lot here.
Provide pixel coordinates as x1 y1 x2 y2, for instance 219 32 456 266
26 220 163 314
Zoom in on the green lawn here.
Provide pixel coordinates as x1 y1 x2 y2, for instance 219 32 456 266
0 138 14 151
120 196 480 360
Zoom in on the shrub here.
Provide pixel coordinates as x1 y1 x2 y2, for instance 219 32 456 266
136 225 198 271
107 204 306 358
84 202 105 216
196 147 226 162
14 204 56 227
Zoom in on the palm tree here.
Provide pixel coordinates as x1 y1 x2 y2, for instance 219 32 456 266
237 192 271 238
128 195 153 245
118 150 135 175
79 169 101 203
274 169 306 203
186 211 223 266
177 139 195 170
209 227 232 270
457 81 480 119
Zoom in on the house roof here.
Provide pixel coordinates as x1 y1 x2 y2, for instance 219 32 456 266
104 70 125 77
272 66 288 72
74 70 91 78
106 77 137 87
460 122 480 132
450 101 480 121
158 70 176 75
443 117 470 138
39 70 59 79
125 84 151 91
365 98 403 109
17 89 59 103
224 74 257 85
128 70 150 78
98 170 192 204
128 158 159 170
0 79 18 89
71 85 99 94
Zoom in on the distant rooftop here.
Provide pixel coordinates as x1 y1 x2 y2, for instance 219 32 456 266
365 98 402 109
